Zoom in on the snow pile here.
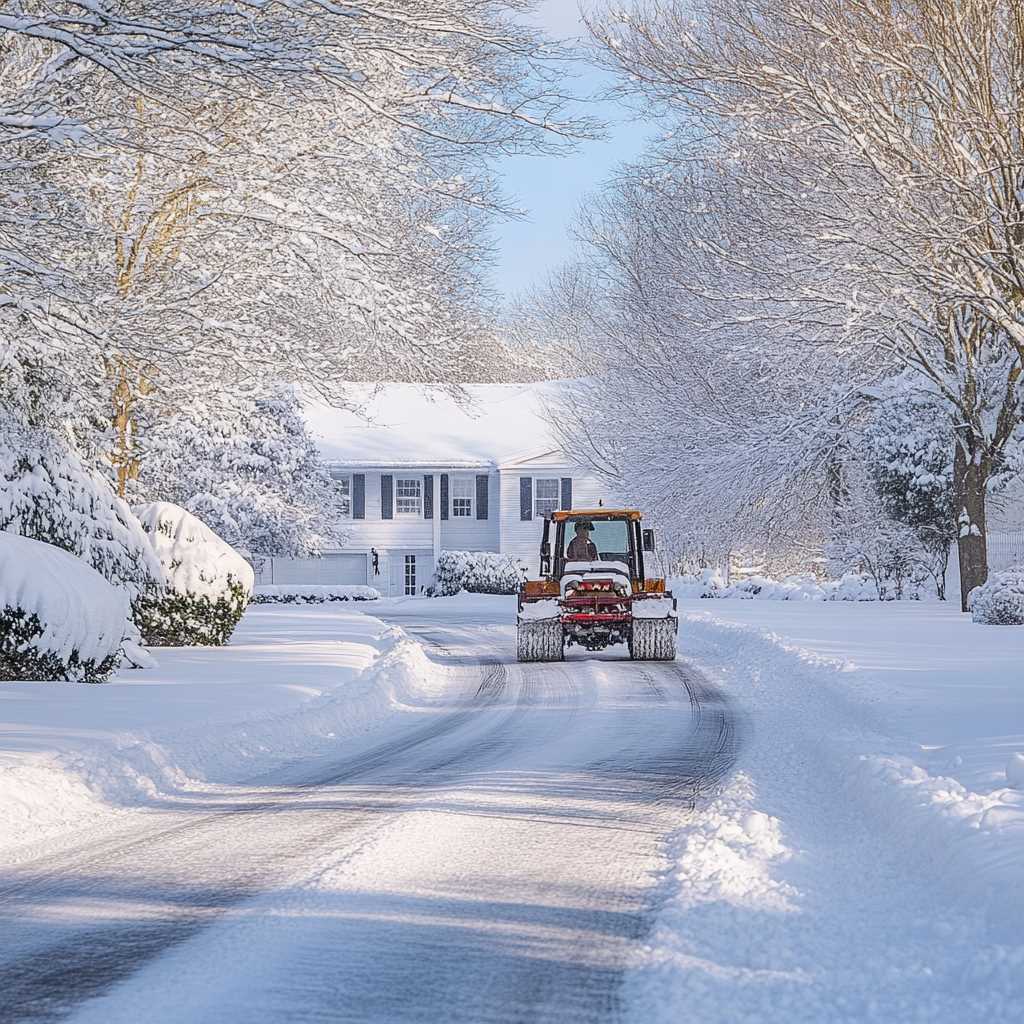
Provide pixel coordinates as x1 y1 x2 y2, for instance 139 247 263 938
561 560 631 595
970 565 1024 625
518 598 561 621
0 411 164 615
429 550 524 597
1007 754 1024 789
0 605 449 857
671 570 881 602
632 596 678 618
251 584 380 604
0 533 129 682
133 502 255 646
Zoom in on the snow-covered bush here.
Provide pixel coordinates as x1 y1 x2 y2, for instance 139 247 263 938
669 570 881 602
826 573 879 602
251 585 380 604
672 567 728 599
429 550 525 597
970 566 1024 625
0 533 129 682
133 503 254 646
0 412 164 619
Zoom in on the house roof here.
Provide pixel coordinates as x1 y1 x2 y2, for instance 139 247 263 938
304 382 574 470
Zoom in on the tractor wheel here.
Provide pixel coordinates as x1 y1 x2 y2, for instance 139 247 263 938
629 616 678 661
517 618 564 662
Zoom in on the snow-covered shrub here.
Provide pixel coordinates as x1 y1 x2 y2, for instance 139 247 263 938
669 569 881 602
133 502 254 646
970 566 1024 625
672 567 728 599
825 573 878 602
429 550 525 597
0 533 129 682
0 412 164 619
251 585 381 604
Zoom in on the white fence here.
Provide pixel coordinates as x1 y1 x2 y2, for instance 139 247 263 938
989 531 1024 573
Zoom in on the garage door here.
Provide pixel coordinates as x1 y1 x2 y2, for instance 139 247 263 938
268 554 367 586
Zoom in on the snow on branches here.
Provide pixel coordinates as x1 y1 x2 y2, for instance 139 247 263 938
554 0 1024 605
135 388 347 560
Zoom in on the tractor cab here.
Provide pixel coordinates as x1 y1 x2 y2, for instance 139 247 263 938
539 509 658 587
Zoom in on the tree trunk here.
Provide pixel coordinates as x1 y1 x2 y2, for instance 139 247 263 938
952 444 989 611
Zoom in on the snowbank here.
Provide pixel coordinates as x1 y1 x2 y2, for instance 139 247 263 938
134 502 254 646
0 532 129 682
676 601 1024 910
0 604 446 861
627 600 1024 1020
251 584 380 604
672 569 882 602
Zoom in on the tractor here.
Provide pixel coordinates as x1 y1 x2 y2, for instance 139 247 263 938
516 509 677 662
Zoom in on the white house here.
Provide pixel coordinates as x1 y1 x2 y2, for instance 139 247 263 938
254 383 616 596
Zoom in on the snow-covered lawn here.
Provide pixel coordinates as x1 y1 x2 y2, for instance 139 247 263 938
0 604 438 863
630 599 1024 1022
682 599 1024 794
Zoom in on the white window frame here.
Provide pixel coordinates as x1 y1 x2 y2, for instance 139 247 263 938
535 477 560 518
395 477 422 516
330 470 352 518
451 476 474 518
404 554 417 595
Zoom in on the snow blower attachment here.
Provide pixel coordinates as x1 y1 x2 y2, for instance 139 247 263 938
517 510 677 662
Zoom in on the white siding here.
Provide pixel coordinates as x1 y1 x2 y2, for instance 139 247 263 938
342 471 434 551
498 466 607 576
258 553 368 586
439 472 500 553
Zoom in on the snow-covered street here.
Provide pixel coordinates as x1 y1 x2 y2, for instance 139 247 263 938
0 599 738 1023
2 597 1023 1022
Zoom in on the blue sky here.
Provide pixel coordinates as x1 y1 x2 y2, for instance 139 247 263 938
488 1 654 302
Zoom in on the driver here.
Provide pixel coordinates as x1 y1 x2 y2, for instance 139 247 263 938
566 521 598 561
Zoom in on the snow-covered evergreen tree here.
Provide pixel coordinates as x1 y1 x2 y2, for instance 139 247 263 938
135 388 344 559
0 409 163 614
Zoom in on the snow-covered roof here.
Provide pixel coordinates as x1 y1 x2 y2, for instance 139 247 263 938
304 382 570 469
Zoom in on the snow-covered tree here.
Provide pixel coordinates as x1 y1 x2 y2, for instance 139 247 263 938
589 0 1024 607
2 1 592 492
0 409 163 614
135 388 345 559
863 387 957 598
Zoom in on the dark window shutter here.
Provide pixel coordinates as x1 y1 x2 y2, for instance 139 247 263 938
520 476 533 521
353 473 365 520
440 474 449 521
381 474 393 520
560 477 573 510
476 474 489 520
423 474 434 519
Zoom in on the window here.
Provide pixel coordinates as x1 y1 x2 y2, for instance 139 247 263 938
535 478 560 518
563 519 631 566
404 555 417 596
395 477 422 515
330 470 351 517
451 476 474 518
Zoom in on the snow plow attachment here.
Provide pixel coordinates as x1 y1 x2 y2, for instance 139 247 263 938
517 509 677 662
